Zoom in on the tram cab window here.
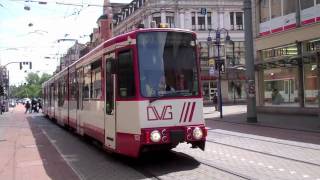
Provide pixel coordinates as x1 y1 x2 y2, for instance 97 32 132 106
118 50 135 98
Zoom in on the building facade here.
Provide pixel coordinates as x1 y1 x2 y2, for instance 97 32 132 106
253 0 320 114
112 0 245 104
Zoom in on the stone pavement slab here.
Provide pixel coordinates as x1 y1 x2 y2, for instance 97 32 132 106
0 105 79 180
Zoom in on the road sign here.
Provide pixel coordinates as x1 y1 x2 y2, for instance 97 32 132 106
208 59 215 66
200 8 207 15
209 67 217 77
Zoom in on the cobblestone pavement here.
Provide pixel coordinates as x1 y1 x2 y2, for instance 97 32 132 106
30 114 245 180
1 105 320 180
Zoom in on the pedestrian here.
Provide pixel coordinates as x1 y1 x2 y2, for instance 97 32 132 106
25 101 31 114
272 89 283 105
0 101 3 115
37 99 42 112
31 99 37 113
212 93 218 111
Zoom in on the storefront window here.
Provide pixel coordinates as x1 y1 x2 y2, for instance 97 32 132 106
283 0 296 15
228 80 246 102
303 57 319 107
260 0 270 22
300 0 314 10
317 0 320 4
263 66 300 107
271 0 282 18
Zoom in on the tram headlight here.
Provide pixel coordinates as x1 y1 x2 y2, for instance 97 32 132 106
192 127 203 140
150 130 161 143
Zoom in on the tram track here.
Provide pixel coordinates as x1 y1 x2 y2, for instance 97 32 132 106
206 139 320 167
172 151 253 180
208 130 320 151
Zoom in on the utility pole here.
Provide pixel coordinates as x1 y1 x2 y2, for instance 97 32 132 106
243 0 257 123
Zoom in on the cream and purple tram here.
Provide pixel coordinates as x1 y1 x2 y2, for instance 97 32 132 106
43 28 207 157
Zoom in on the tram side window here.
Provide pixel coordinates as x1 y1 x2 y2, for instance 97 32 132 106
118 50 135 98
83 65 91 99
91 59 102 99
70 71 77 100
58 78 65 107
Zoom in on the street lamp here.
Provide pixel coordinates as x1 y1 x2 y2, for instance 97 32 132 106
207 28 232 119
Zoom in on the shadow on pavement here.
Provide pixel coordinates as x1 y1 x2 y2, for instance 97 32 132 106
26 116 79 180
206 113 320 145
27 115 201 180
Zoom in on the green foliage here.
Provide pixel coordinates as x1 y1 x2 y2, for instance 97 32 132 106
10 72 51 98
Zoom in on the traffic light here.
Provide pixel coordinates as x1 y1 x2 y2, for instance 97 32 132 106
0 85 4 96
19 62 32 70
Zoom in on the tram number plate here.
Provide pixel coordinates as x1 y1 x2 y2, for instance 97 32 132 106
170 130 185 143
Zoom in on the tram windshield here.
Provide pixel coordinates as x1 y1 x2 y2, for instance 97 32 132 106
137 31 199 98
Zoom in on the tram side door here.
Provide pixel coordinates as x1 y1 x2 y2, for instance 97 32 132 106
76 68 83 134
104 56 116 149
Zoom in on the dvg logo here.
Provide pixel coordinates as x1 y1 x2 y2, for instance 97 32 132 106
147 105 173 121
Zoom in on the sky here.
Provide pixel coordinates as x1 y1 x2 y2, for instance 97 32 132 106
0 0 131 86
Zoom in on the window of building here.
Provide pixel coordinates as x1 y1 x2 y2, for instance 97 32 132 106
226 41 245 66
230 12 234 29
207 12 212 30
197 12 205 30
303 56 319 107
166 12 175 28
260 0 270 22
263 66 300 107
192 12 196 30
152 12 161 27
236 12 244 30
301 0 314 10
317 0 320 4
283 0 296 15
271 0 282 18
118 50 135 98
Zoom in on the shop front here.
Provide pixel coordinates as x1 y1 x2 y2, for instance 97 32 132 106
256 40 320 113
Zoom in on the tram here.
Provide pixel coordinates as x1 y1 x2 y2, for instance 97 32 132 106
42 28 207 157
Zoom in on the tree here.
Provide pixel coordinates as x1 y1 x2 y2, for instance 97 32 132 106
10 72 52 98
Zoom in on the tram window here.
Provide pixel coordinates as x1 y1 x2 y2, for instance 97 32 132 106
118 50 135 98
58 78 65 107
83 65 91 99
91 59 102 99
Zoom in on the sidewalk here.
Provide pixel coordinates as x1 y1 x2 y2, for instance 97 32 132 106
0 104 78 180
204 105 320 132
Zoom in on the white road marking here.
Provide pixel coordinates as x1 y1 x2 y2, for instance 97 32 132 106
302 174 309 178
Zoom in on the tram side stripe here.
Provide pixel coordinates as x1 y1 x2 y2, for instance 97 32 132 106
184 102 191 122
179 102 186 122
189 102 196 122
